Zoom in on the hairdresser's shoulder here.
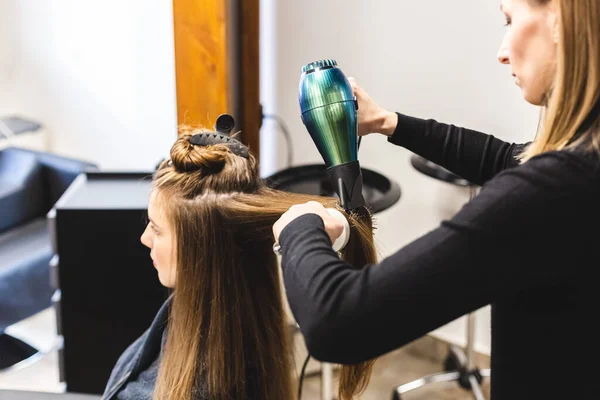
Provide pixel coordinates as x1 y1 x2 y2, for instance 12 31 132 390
450 150 600 232
508 149 600 189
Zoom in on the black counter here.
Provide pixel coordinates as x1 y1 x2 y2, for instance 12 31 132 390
49 172 169 394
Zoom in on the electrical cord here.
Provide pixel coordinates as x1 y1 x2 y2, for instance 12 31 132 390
297 353 311 399
263 114 293 167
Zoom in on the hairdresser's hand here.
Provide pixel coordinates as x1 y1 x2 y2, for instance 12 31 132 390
348 77 398 137
273 201 343 246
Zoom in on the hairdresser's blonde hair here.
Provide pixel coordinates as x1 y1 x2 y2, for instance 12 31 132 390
520 0 600 161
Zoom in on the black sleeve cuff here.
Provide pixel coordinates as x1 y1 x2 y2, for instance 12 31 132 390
279 213 327 251
387 112 427 147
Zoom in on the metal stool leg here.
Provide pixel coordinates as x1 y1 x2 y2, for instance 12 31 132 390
392 369 490 399
464 186 486 400
320 362 334 400
465 312 486 400
392 311 489 399
392 185 490 399
466 308 476 369
470 375 487 400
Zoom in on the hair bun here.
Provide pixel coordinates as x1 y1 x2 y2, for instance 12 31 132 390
169 134 229 173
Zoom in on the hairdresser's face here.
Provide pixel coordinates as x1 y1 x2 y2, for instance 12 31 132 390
141 192 177 288
497 0 558 105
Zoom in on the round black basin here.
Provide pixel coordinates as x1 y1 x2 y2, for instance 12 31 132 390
410 155 473 187
264 163 401 214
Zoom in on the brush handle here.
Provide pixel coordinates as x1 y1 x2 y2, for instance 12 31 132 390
325 208 350 252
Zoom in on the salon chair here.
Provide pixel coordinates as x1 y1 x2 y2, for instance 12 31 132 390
391 154 490 400
0 147 97 372
265 163 401 400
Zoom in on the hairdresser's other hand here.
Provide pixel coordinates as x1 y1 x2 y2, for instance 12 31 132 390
348 77 398 137
273 201 343 246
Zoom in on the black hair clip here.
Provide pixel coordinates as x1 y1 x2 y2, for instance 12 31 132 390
189 114 249 158
214 113 235 136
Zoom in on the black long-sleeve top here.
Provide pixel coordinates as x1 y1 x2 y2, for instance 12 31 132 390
279 113 599 399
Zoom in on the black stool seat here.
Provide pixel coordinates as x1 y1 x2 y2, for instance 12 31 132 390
410 155 473 187
264 163 401 214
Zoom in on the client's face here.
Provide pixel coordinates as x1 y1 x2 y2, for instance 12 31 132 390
141 192 177 288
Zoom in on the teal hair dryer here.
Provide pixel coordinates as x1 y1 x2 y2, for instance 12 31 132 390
298 59 366 212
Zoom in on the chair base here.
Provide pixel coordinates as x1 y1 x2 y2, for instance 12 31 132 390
0 332 43 372
392 345 490 400
392 369 491 400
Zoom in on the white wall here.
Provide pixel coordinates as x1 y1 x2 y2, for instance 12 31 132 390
259 0 279 177
0 1 17 113
0 0 543 356
0 0 178 171
262 0 541 355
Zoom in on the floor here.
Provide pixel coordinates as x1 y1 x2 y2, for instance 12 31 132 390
0 309 63 393
295 331 490 400
0 308 490 399
300 349 490 399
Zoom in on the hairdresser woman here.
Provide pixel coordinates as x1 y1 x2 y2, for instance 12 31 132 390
273 1 599 398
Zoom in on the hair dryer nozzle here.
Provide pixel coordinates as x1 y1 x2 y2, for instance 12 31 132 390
326 161 366 212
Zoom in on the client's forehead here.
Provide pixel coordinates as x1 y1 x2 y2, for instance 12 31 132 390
148 191 169 224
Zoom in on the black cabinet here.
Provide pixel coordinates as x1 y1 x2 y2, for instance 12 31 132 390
48 172 169 395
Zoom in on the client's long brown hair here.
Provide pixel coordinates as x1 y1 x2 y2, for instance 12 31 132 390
152 127 377 399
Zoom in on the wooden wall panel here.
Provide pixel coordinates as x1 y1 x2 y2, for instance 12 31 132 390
172 0 229 128
172 0 260 160
238 0 261 159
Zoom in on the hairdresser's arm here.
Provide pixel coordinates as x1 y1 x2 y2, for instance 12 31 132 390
350 78 526 185
278 160 575 364
281 213 502 364
387 112 528 186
